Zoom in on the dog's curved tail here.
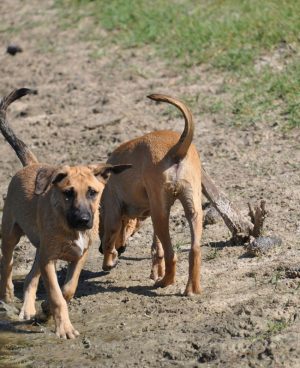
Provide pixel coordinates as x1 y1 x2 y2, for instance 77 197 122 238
0 88 38 166
147 94 194 161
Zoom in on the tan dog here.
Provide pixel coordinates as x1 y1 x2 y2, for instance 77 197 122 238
0 88 130 338
100 94 202 296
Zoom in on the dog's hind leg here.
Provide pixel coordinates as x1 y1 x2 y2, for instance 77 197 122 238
0 220 23 302
149 194 177 288
180 188 202 296
150 234 165 281
62 249 89 302
19 249 41 320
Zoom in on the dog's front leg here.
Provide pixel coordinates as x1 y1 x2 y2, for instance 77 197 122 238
62 249 89 302
40 257 79 339
19 248 41 320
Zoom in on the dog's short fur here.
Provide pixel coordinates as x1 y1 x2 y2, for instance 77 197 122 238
0 89 130 338
99 94 202 296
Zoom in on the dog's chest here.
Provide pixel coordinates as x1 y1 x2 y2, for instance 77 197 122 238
74 232 89 255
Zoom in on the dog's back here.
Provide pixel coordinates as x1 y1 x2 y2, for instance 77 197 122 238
102 94 201 216
106 129 201 211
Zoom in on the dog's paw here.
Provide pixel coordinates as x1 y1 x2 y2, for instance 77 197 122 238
62 285 75 303
184 285 202 297
102 263 117 272
149 269 157 281
154 275 175 288
102 254 118 271
117 245 126 256
54 318 79 339
150 263 165 281
19 304 36 320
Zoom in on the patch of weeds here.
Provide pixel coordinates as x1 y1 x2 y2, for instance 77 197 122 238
0 25 21 34
208 100 225 114
89 48 106 60
0 19 44 36
161 105 182 120
231 60 300 128
249 318 289 344
266 319 288 336
269 270 284 289
173 241 189 253
205 247 219 261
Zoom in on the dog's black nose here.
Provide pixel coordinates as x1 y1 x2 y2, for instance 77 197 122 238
78 213 90 224
76 213 92 228
68 210 93 230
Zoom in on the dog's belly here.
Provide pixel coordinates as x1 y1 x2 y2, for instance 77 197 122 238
23 229 40 248
125 205 150 219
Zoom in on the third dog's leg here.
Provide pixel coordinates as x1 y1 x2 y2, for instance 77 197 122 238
180 191 202 296
19 248 41 320
150 234 165 281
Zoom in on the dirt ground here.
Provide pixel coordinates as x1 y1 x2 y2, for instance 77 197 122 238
0 1 300 367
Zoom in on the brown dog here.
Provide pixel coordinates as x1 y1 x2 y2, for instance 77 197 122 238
0 88 130 338
100 94 202 296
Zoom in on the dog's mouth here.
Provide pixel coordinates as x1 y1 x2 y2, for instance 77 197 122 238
72 222 93 231
99 242 126 257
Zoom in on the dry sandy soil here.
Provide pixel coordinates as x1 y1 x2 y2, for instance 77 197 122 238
0 1 300 367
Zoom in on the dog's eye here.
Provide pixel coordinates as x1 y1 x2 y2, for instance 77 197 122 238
63 188 74 200
87 188 98 199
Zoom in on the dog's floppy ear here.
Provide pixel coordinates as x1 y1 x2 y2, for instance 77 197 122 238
89 164 132 182
35 166 68 195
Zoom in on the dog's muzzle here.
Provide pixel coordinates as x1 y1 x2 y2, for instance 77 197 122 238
68 210 93 230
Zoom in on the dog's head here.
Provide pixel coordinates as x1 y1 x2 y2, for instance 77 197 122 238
99 217 141 255
35 164 131 231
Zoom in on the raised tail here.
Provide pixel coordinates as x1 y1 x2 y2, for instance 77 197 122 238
147 94 194 161
0 88 38 166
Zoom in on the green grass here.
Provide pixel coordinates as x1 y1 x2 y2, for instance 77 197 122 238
59 0 300 70
56 0 300 128
231 61 300 128
249 318 289 343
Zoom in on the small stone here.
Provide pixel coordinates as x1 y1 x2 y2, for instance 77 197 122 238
203 206 220 227
6 44 23 56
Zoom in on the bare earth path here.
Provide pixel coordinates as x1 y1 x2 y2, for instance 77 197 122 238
0 1 299 367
